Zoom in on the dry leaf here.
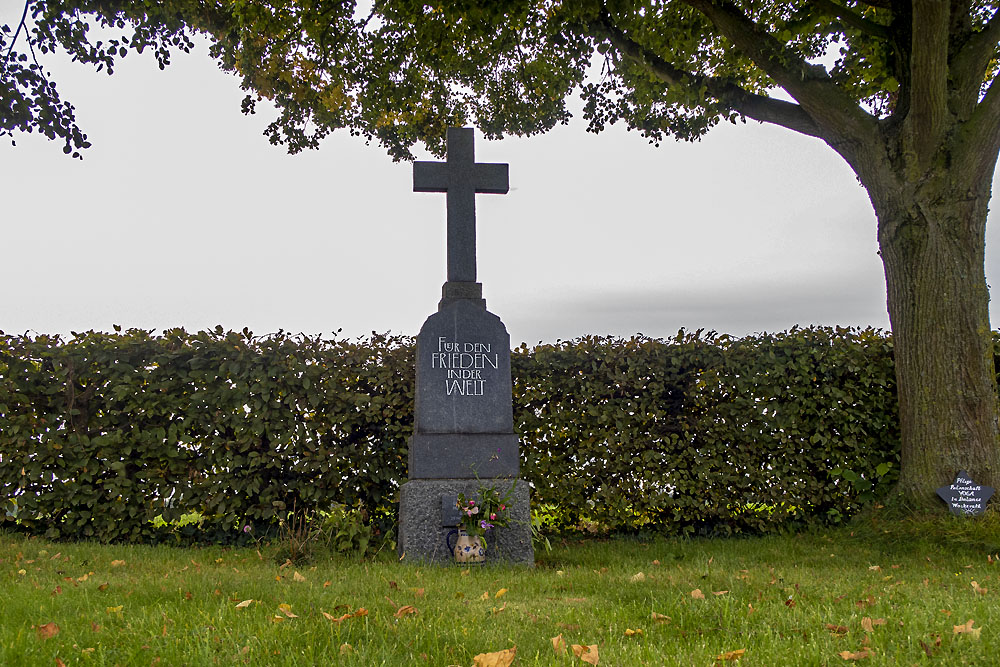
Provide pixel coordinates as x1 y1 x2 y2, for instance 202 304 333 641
321 611 335 621
480 591 490 601
411 587 425 598
491 602 507 614
713 590 729 596
868 565 881 572
630 572 646 583
861 617 874 633
235 600 253 609
971 581 988 594
571 643 599 665
36 623 60 639
691 589 705 599
784 598 796 608
293 571 306 583
51 586 62 596
323 581 331 588
339 643 353 655
715 648 745 662
110 560 125 567
277 603 298 618
652 559 660 565
826 624 849 635
495 588 508 598
97 583 109 591
953 619 982 638
651 612 671 623
394 605 418 619
551 634 567 655
838 648 871 660
461 569 470 576
55 659 67 667
472 646 516 667
90 623 100 633
624 628 643 636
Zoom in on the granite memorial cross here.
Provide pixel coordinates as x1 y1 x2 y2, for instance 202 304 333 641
397 127 533 565
413 127 508 284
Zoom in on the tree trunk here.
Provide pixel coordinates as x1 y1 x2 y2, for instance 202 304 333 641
860 154 1000 506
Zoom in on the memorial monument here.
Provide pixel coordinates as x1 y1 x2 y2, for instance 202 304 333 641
397 127 533 564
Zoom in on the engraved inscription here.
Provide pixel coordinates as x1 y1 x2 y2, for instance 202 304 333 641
432 337 498 396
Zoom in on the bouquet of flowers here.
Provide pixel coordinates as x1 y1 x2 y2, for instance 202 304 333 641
455 483 515 537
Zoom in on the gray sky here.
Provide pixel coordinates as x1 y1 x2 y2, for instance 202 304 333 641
4 31 993 346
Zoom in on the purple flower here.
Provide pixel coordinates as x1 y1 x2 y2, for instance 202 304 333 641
480 520 493 530
243 524 252 533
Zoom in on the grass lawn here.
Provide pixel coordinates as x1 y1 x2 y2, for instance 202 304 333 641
2 514 998 666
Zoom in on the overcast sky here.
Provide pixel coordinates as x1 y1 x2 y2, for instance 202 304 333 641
4 30 997 346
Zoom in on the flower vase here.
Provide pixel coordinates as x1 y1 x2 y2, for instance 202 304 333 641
449 529 486 564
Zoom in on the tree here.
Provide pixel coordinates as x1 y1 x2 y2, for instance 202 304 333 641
4 0 1000 505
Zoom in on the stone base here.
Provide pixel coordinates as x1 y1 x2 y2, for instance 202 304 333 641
398 478 533 565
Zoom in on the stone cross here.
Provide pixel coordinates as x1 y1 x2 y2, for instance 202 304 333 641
413 127 509 283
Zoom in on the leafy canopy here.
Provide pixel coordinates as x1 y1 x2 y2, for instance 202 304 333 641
5 1 998 161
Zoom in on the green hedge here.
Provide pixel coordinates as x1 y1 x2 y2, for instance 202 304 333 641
1 326 901 542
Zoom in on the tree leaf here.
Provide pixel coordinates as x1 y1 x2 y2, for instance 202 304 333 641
715 648 745 661
571 644 599 665
838 648 871 660
691 589 705 599
36 623 60 639
551 634 566 655
235 599 253 608
394 605 418 618
472 646 516 667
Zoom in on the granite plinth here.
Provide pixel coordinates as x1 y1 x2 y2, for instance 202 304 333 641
398 478 533 565
408 433 519 479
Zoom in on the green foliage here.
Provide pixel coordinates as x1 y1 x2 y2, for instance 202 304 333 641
0 327 413 543
1 325 909 543
513 327 901 536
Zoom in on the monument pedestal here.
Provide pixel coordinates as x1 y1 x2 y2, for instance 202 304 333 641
398 478 533 564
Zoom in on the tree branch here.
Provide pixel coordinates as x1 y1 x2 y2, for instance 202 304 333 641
957 75 1000 180
951 8 1000 112
681 0 876 139
4 0 30 59
591 13 822 138
906 0 949 163
813 0 891 39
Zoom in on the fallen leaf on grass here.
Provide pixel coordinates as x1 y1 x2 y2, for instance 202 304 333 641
860 617 886 632
411 587 425 598
110 560 125 567
35 623 60 639
953 619 981 638
630 572 646 583
713 590 729 596
624 628 643 636
97 583 109 591
277 603 298 618
919 640 934 657
495 588 508 598
472 646 516 667
971 581 988 594
825 624 848 636
292 571 306 583
480 591 490 601
784 599 796 608
572 643 599 665
868 565 881 572
855 596 876 609
838 648 871 660
491 602 507 615
551 634 566 656
394 605 418 619
715 648 745 662
90 623 100 633
691 589 705 599
51 586 62 596
55 659 67 667
651 612 671 623
235 600 254 609
340 643 353 655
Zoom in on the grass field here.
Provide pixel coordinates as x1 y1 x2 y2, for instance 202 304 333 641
2 512 999 666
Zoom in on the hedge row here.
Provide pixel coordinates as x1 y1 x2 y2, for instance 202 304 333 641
1 326 901 542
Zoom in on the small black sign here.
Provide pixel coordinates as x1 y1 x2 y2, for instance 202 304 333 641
441 494 461 527
936 471 994 516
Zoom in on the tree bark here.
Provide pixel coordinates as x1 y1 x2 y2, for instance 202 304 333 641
853 138 1000 505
